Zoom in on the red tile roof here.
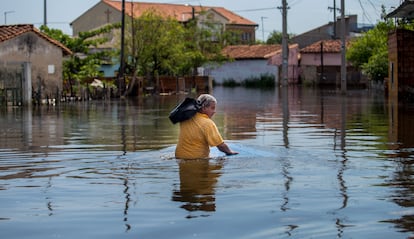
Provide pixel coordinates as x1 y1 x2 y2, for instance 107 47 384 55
300 39 349 53
0 24 72 55
102 0 257 26
222 44 282 59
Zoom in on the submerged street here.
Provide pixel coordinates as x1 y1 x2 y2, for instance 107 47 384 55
1 86 414 238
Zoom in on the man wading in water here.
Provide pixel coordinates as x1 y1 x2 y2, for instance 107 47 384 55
175 94 238 159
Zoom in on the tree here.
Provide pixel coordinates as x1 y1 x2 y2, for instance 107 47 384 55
265 30 295 44
123 9 230 89
346 18 394 82
123 10 187 94
266 30 283 44
130 11 188 76
346 20 393 81
40 25 118 96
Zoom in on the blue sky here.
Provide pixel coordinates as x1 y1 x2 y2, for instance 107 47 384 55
1 0 402 40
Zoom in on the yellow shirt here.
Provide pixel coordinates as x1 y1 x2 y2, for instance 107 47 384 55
175 112 224 159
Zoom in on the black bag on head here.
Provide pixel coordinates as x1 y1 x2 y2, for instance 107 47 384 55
169 97 201 124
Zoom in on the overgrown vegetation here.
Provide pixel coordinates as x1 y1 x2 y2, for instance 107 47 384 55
346 20 393 82
42 9 238 97
346 6 414 82
40 24 118 96
264 30 295 44
123 10 231 80
242 73 275 88
222 73 275 88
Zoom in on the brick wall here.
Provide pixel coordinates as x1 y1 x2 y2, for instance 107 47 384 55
388 29 414 98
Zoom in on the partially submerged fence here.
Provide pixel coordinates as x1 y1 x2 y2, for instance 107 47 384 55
0 62 31 106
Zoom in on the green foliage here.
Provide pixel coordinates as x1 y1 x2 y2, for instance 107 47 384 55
242 73 275 88
346 5 414 82
124 11 187 77
362 49 389 82
346 19 394 81
124 9 231 79
221 74 276 88
222 78 240 87
266 30 295 44
40 25 118 96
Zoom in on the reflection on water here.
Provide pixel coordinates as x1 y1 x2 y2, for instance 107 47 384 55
172 159 223 218
1 86 414 238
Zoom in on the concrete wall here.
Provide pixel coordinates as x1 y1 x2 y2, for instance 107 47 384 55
301 53 343 66
291 15 357 49
205 59 278 84
71 1 121 36
0 31 64 102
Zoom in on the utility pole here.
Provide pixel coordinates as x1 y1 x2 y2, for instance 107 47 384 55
328 0 340 39
261 16 267 42
340 0 347 93
118 0 126 97
4 11 14 24
279 0 289 86
43 0 47 26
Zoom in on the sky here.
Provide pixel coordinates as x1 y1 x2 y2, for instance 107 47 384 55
1 0 403 41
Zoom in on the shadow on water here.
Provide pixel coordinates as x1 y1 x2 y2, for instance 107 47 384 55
1 86 414 238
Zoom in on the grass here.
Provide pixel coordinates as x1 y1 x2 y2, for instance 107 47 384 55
221 73 276 88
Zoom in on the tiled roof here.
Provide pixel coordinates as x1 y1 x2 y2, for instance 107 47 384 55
0 24 72 55
222 45 282 59
102 0 257 25
300 39 349 53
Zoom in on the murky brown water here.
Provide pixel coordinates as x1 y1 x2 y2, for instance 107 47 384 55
1 86 414 238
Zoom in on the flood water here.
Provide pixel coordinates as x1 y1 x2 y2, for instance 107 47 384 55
1 86 414 239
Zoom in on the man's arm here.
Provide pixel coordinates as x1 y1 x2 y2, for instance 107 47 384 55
217 142 238 156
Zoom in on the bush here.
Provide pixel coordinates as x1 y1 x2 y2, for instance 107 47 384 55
222 78 240 87
242 73 275 88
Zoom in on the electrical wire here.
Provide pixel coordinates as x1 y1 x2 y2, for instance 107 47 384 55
357 0 374 24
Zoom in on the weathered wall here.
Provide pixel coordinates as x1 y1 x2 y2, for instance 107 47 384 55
71 1 121 36
388 29 414 99
0 31 63 102
301 53 343 66
206 59 278 84
291 15 357 49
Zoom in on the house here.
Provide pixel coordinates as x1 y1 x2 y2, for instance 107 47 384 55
205 44 281 85
267 44 300 84
70 0 258 78
291 15 361 49
299 39 362 86
71 0 257 41
0 24 72 105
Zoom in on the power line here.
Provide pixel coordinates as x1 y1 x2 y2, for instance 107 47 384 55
366 0 378 13
288 0 304 8
233 7 278 13
357 0 373 24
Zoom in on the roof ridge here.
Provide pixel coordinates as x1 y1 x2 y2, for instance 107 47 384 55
0 24 72 55
99 0 257 25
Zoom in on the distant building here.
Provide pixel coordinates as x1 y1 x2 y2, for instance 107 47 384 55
70 0 258 78
267 44 300 84
0 24 72 105
291 15 360 49
206 45 280 85
299 39 364 86
71 0 258 41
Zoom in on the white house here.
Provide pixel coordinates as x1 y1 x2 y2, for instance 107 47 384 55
206 44 281 85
